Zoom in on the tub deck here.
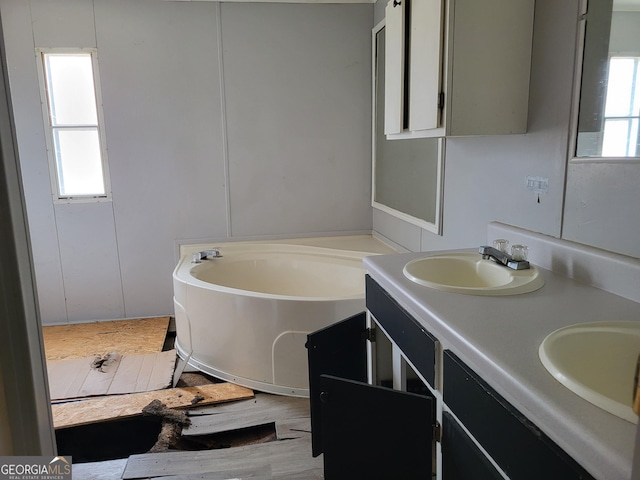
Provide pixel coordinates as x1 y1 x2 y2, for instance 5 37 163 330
179 233 398 257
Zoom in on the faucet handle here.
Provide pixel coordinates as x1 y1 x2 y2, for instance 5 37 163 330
191 252 202 263
511 244 528 262
493 239 510 253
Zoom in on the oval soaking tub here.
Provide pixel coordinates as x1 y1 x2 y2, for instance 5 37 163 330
173 240 387 397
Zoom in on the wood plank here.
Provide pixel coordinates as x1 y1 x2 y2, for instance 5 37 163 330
152 466 324 480
152 465 272 479
275 417 312 440
188 393 309 416
238 468 323 480
52 383 254 429
109 351 175 395
71 458 127 480
184 410 281 437
43 317 170 361
183 396 309 437
48 350 176 400
122 436 320 479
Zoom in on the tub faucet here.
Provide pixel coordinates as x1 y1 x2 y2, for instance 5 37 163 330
479 246 530 270
191 248 222 263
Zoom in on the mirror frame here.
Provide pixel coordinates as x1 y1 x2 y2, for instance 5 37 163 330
569 0 640 164
371 19 445 235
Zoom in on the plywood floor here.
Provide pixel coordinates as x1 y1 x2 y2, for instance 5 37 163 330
43 317 170 361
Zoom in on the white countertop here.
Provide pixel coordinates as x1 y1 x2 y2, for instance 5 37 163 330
364 249 640 480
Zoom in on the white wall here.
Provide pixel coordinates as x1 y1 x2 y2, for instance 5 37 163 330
0 0 373 324
373 0 578 253
222 4 373 236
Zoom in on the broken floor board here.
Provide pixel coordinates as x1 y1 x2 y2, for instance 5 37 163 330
43 317 170 361
154 467 324 480
53 383 254 429
182 398 310 437
183 396 309 437
188 392 309 416
71 458 127 480
48 350 176 400
122 437 321 479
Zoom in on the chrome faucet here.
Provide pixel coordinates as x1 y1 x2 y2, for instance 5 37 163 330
191 248 222 263
479 246 530 270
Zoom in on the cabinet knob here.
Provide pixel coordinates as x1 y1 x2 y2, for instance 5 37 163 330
393 0 401 6
320 391 329 403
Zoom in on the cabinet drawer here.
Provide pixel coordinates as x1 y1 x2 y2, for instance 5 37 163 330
365 275 437 387
443 351 595 480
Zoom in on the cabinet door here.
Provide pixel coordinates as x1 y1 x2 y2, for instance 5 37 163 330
385 0 444 135
320 374 433 479
384 0 405 135
306 312 368 457
442 412 502 480
408 0 444 131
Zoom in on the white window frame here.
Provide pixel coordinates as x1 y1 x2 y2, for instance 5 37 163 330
36 47 112 203
602 55 640 157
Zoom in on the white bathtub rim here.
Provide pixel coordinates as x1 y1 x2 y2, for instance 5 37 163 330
178 234 397 258
175 338 309 398
181 242 379 258
173 243 376 302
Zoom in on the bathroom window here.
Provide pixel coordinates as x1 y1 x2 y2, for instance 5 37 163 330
37 48 111 202
602 56 640 157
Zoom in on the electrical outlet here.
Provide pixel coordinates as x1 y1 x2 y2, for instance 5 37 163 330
525 176 549 194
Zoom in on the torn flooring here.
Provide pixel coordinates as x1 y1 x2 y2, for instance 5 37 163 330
44 317 320 478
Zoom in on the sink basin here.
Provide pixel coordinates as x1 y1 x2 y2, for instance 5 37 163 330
539 322 640 423
402 252 544 296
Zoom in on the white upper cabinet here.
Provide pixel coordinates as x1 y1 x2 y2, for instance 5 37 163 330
384 0 407 135
385 0 535 138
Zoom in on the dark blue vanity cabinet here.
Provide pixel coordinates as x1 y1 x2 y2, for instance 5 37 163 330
307 276 596 480
443 351 596 480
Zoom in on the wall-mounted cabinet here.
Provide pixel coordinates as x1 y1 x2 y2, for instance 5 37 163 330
384 0 535 138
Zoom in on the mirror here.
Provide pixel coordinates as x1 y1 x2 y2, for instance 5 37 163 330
372 21 444 234
574 0 640 158
563 0 640 259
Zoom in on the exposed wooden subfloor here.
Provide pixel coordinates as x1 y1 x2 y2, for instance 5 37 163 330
71 394 323 480
43 317 170 361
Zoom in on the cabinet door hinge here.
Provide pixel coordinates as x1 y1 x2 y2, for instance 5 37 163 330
434 421 442 443
438 91 445 110
362 327 376 343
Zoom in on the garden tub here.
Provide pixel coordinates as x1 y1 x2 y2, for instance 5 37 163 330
173 237 392 396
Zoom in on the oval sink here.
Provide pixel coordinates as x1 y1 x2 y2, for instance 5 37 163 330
539 322 640 423
403 252 544 296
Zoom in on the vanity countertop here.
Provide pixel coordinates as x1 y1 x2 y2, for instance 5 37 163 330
364 249 640 480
